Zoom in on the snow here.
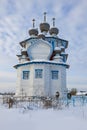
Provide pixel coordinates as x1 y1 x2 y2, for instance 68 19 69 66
77 91 87 96
0 99 87 130
54 46 61 51
0 87 15 93
17 59 67 65
60 45 65 49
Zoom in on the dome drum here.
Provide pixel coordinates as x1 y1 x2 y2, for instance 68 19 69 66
21 51 28 56
38 34 45 40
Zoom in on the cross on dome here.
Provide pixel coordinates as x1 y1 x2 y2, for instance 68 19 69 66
32 19 35 28
29 19 38 36
52 18 55 27
44 12 47 22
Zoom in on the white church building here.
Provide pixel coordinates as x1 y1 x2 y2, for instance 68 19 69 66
14 13 69 98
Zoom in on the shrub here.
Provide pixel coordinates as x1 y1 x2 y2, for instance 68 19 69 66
70 88 77 95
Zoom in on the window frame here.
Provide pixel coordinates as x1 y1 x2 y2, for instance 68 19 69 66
51 70 59 80
23 71 30 80
35 69 43 79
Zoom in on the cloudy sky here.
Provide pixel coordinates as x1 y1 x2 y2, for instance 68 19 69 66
0 0 87 92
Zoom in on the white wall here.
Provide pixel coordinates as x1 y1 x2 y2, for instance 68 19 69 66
16 62 67 98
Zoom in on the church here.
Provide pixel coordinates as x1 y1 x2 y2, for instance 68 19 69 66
14 12 69 98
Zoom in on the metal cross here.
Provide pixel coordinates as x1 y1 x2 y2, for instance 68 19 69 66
32 19 35 28
52 18 55 27
44 12 47 22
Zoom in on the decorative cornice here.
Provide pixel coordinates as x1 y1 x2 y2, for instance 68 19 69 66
19 37 68 48
14 61 69 69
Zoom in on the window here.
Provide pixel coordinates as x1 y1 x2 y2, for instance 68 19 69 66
23 71 29 80
51 71 58 79
35 69 43 78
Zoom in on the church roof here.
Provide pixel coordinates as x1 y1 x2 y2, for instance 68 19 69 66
14 60 69 69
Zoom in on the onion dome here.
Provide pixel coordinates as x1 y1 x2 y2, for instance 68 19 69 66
49 27 59 35
29 29 38 36
38 34 45 40
49 18 59 36
40 12 50 34
40 23 50 32
29 19 38 36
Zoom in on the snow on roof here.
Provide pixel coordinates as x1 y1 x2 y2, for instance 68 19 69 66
60 45 65 49
14 59 70 69
54 47 61 51
76 91 87 96
22 47 27 51
61 52 65 54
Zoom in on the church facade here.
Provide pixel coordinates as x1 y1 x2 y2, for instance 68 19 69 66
14 13 69 98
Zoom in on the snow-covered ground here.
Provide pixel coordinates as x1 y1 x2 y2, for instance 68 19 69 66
0 97 87 130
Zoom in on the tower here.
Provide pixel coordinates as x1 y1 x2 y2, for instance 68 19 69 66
14 13 69 98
